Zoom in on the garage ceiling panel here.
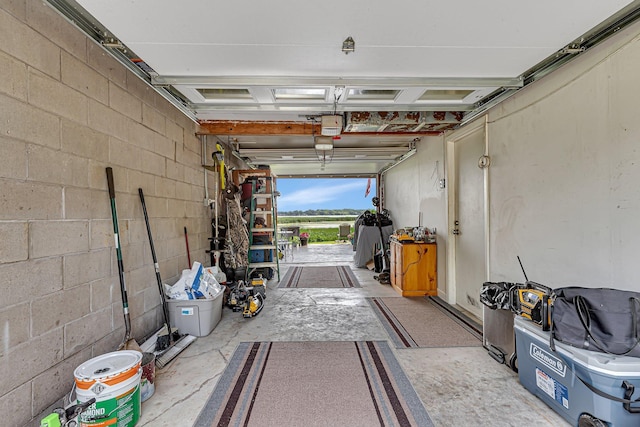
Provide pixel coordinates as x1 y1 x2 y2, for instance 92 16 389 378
61 0 638 177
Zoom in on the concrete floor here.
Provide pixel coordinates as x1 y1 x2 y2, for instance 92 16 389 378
136 243 568 427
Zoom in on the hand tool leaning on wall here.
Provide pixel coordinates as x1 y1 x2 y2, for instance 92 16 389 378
106 167 141 351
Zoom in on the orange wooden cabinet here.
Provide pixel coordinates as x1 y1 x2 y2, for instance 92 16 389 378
390 240 437 297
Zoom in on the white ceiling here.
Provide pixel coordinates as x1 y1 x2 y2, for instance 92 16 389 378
55 0 638 176
74 0 631 79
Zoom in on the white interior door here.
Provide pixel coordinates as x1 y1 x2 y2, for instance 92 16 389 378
452 126 486 319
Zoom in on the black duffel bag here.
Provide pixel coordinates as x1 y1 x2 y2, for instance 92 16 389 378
551 287 640 357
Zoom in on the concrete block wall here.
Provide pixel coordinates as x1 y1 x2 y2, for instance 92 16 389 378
0 2 216 425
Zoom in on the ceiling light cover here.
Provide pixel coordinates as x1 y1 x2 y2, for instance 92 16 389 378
314 142 333 151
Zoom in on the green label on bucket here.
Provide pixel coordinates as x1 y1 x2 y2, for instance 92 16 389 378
78 384 140 427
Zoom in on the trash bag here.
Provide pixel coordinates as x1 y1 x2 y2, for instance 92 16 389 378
481 282 516 310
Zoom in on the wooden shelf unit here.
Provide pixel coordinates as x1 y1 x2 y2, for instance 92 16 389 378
233 169 280 281
390 240 437 297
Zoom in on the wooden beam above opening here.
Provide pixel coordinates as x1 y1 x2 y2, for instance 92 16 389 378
197 119 446 136
198 121 320 135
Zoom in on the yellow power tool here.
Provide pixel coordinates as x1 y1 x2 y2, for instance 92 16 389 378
514 283 552 330
513 256 552 330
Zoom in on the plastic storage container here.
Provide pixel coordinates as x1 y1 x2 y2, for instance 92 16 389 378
167 292 223 337
514 316 640 426
249 249 271 263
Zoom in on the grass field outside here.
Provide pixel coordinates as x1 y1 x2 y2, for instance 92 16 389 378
277 216 354 244
278 215 357 224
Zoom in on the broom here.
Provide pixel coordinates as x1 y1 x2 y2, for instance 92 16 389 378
138 188 196 368
106 167 141 351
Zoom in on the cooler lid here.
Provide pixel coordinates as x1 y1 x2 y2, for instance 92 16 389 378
515 316 640 377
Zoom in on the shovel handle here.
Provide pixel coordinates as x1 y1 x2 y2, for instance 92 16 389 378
106 167 115 198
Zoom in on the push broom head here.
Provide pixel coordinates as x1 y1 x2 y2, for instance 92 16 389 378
155 334 197 369
154 325 181 352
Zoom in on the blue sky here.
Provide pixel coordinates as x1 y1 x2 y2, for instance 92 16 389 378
277 178 376 211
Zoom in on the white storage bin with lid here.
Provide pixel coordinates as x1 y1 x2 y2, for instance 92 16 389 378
167 292 223 337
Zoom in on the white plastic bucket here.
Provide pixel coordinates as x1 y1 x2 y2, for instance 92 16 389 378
140 352 156 402
74 350 142 427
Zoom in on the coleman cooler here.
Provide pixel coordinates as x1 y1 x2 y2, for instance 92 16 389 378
514 316 640 426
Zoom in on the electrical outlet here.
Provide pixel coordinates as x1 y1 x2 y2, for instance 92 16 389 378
439 179 446 189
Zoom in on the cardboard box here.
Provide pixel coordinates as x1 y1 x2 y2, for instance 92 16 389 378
167 292 223 337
